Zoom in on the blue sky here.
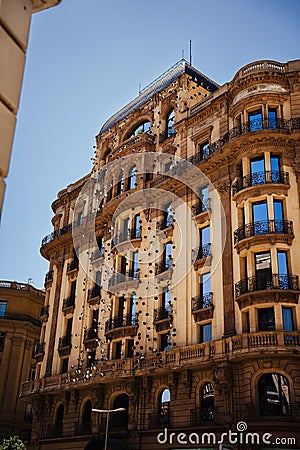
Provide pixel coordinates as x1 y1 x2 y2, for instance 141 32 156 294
1 0 300 288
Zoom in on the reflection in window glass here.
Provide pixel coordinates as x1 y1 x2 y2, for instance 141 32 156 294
258 373 291 416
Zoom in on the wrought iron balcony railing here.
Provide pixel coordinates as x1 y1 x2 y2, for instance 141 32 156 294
58 335 71 349
159 127 176 143
34 342 45 357
108 270 139 289
192 199 210 216
155 259 173 275
66 259 79 273
41 223 72 247
39 305 49 319
62 296 75 310
88 286 101 300
112 228 142 247
74 421 92 436
192 293 213 311
84 327 98 342
44 270 53 283
232 170 290 195
234 220 294 244
153 307 172 322
190 407 215 425
235 274 299 298
105 314 137 333
192 243 211 262
188 118 296 166
0 312 41 327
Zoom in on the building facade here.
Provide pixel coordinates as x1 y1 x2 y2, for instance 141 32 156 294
0 0 61 219
0 280 44 442
21 59 300 449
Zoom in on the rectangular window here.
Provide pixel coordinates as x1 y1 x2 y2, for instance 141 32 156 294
66 318 73 339
118 297 125 323
200 226 210 258
120 255 127 275
250 156 266 185
200 186 209 212
282 307 294 331
255 251 272 290
132 214 141 239
242 311 250 333
163 243 172 269
160 333 171 352
61 358 69 374
29 366 36 381
274 200 284 233
258 307 275 331
270 154 280 177
87 351 96 367
126 339 134 358
200 141 210 160
131 251 139 278
162 287 171 314
92 308 99 329
70 280 77 300
200 323 212 343
268 108 277 129
114 341 122 359
200 272 211 308
164 203 173 228
129 295 137 325
0 333 5 352
248 109 262 131
0 301 7 318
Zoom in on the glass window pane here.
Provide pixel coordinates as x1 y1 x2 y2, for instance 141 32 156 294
200 273 211 295
252 201 268 223
201 226 210 245
201 323 212 342
258 307 275 331
268 108 277 129
248 109 262 131
0 301 7 317
250 156 265 175
277 250 288 275
282 307 294 331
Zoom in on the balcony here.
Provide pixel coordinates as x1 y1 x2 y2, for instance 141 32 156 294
83 327 98 348
112 228 142 251
62 296 75 315
235 274 300 309
159 127 176 144
44 270 53 285
87 286 101 305
232 170 290 197
41 223 72 248
39 305 49 322
66 259 79 274
191 293 214 323
20 331 300 397
234 220 294 251
34 342 45 363
192 199 210 217
0 312 41 327
187 117 298 166
155 260 173 280
148 412 170 429
74 422 92 436
190 407 215 425
105 314 138 340
153 307 172 332
58 335 71 356
108 270 139 294
192 243 211 268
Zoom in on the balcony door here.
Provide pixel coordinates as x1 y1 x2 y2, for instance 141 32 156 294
252 200 268 235
200 272 211 308
277 250 289 289
255 252 272 290
250 156 265 186
248 109 262 131
270 155 280 183
129 295 137 325
274 200 284 233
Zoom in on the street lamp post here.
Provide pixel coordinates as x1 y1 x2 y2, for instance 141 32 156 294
92 408 126 450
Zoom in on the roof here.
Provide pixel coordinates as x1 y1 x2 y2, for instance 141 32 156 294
99 59 219 134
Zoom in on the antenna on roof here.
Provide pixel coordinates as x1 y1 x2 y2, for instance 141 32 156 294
138 83 141 95
189 38 192 65
181 49 184 60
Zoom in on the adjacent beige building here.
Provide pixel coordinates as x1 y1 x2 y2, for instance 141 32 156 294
0 280 44 441
0 0 61 219
21 58 300 449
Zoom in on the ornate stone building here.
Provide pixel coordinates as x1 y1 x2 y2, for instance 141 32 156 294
21 58 300 449
0 280 44 442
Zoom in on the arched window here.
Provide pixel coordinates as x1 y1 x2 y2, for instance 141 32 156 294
128 165 137 190
111 394 129 428
201 382 215 420
258 373 291 416
82 400 92 432
159 388 170 424
129 121 151 138
54 404 64 437
166 110 175 137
